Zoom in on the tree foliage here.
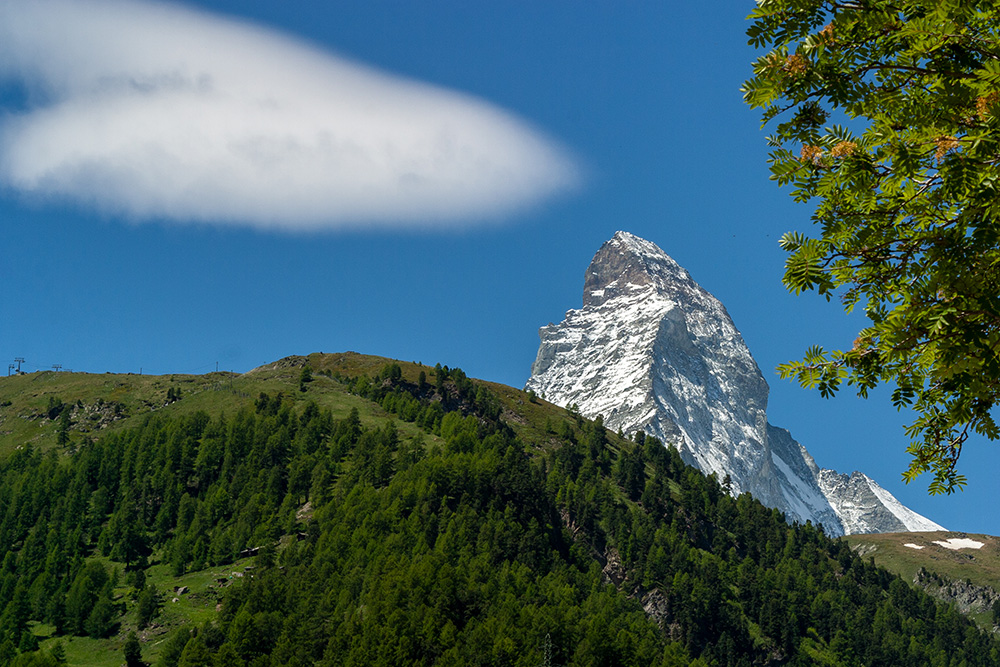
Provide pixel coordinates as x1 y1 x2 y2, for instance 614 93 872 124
123 631 143 667
743 0 1000 493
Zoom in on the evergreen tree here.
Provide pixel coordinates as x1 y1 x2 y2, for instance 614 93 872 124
56 409 71 447
298 366 313 392
84 596 116 639
123 631 143 667
136 584 160 629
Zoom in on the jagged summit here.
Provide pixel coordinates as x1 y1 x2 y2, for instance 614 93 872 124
583 231 694 307
530 230 772 498
528 232 944 536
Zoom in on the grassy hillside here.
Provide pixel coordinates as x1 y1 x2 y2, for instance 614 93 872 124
845 531 1000 628
845 532 1000 589
0 353 439 459
0 353 454 666
2 353 1000 666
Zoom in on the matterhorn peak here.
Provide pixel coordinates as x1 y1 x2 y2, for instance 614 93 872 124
583 231 694 307
527 232 944 536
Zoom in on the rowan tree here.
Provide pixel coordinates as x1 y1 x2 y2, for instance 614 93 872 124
743 0 1000 493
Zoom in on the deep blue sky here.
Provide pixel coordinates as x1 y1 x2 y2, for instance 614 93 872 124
1 1 995 534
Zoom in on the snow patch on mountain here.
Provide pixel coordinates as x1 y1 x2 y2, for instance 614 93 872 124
933 538 984 550
527 231 944 536
867 476 946 533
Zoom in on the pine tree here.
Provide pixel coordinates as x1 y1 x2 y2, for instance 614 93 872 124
123 631 143 667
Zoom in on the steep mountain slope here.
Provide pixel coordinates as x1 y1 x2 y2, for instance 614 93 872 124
527 231 943 536
0 353 996 667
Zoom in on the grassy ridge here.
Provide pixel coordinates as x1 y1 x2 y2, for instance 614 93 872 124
844 531 1000 628
0 353 441 459
844 532 1000 590
0 368 242 456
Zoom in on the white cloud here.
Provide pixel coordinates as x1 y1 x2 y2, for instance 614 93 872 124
0 0 579 230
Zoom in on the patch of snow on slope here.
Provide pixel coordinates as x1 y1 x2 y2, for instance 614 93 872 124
904 543 925 550
866 475 945 532
933 538 984 550
771 452 833 524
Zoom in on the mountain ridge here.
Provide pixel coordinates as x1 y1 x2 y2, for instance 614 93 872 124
527 231 943 536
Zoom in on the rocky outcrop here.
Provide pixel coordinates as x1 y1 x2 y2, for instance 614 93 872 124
914 568 1000 616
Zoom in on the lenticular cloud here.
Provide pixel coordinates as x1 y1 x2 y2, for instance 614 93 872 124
0 0 578 230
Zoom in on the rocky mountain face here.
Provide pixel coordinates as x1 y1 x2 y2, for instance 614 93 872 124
526 231 944 536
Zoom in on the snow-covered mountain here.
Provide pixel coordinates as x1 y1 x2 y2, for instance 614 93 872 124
526 231 943 536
